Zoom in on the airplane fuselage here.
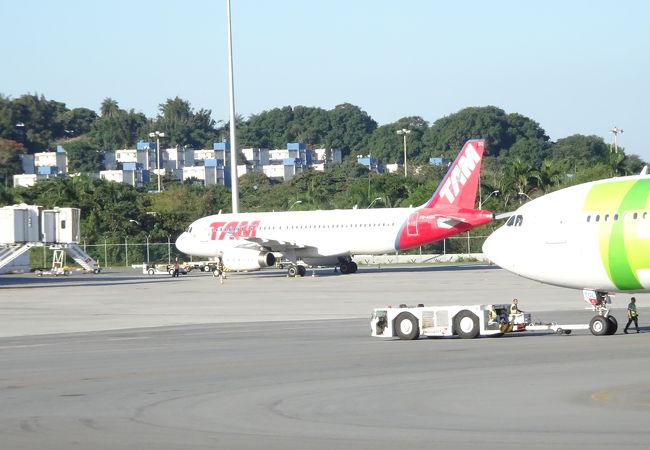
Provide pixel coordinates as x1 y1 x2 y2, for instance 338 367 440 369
483 176 650 293
177 206 492 265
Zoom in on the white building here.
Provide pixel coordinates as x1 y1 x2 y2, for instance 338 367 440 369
182 165 225 186
262 160 304 181
114 148 155 171
99 169 146 188
34 146 68 174
13 174 38 188
242 148 270 165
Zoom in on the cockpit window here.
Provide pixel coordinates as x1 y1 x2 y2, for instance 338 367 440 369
506 215 523 227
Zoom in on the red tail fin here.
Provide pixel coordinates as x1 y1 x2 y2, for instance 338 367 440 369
423 139 485 209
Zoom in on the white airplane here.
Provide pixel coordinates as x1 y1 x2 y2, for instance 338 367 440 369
175 139 493 277
483 167 650 335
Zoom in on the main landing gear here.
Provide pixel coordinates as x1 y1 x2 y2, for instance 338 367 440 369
287 265 307 277
585 290 618 336
338 258 358 275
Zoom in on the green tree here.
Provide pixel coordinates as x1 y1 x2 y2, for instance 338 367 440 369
0 138 26 185
325 103 377 157
421 106 549 162
365 116 428 165
239 106 295 149
61 137 103 172
551 135 609 171
153 97 219 149
57 107 98 136
100 98 120 117
9 94 67 152
91 108 148 151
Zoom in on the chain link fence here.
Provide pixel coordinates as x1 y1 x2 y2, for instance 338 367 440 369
28 233 489 269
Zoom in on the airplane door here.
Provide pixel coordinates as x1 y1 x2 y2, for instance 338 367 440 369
407 212 419 236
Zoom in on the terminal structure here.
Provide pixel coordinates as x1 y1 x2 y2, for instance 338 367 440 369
0 204 100 274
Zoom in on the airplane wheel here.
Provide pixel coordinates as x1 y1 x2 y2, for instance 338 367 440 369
589 316 610 336
148 268 155 275
394 312 420 340
287 266 298 277
350 262 358 273
606 316 618 335
339 262 351 274
297 265 306 277
454 310 480 339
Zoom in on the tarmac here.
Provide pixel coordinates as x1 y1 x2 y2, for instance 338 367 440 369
0 264 649 449
0 264 642 337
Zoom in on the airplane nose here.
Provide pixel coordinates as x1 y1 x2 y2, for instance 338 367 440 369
175 233 189 254
482 232 501 265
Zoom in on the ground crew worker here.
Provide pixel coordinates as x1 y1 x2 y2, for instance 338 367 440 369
624 297 640 334
489 306 498 322
509 298 522 315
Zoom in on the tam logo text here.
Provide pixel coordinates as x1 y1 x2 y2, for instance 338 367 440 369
210 220 260 240
438 143 481 204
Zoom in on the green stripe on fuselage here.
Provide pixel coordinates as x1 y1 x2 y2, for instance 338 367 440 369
583 178 650 290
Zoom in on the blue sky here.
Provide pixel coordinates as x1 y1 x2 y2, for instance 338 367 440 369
3 0 649 161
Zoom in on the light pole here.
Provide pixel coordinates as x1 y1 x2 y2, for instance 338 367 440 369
396 128 411 177
289 200 302 210
609 126 623 153
226 0 240 213
367 197 382 208
479 190 499 209
149 131 165 192
518 191 532 201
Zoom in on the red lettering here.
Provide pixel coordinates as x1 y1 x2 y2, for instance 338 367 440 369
209 220 262 240
210 221 226 240
220 221 239 240
240 220 260 238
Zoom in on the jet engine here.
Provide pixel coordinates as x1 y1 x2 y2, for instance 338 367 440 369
222 249 276 271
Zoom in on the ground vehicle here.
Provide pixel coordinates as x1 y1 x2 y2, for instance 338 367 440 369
187 261 218 272
143 263 189 276
370 304 532 339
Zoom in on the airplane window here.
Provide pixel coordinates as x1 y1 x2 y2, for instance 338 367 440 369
515 215 523 226
614 213 619 220
633 212 638 219
586 216 591 223
604 214 609 221
644 212 648 220
506 216 515 226
595 215 600 222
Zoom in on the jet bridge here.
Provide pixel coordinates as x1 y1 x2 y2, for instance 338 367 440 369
0 204 100 274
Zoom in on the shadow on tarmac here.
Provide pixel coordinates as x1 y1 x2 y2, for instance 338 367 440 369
0 264 499 287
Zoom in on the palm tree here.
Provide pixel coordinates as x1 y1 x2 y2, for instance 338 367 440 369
538 159 565 193
100 98 119 118
504 157 540 203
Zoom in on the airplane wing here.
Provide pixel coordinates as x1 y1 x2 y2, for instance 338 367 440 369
237 236 308 252
235 236 348 258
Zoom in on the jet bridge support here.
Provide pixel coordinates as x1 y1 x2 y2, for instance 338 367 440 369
0 243 36 273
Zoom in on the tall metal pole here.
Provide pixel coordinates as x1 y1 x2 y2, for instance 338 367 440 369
226 0 239 213
396 128 411 177
156 136 161 192
610 126 623 153
402 134 408 177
